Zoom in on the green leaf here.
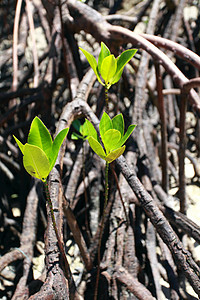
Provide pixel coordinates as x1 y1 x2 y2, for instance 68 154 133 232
102 129 121 153
49 128 69 171
112 114 124 137
85 119 99 142
105 146 126 163
72 120 82 132
109 68 123 86
79 47 97 73
99 112 112 138
118 124 136 147
72 120 88 140
13 135 25 155
28 117 53 159
81 120 89 138
98 42 110 74
116 49 137 74
100 55 117 84
88 136 106 160
110 49 137 85
23 144 50 182
79 47 104 86
71 132 83 140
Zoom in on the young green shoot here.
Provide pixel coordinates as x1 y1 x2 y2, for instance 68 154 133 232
13 116 69 182
85 112 136 299
80 42 137 112
86 112 136 163
13 117 74 290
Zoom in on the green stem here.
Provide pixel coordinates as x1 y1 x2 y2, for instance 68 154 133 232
94 161 109 300
105 84 109 113
44 180 76 297
104 161 109 208
111 162 129 227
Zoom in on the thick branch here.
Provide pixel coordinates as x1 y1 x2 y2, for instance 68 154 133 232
66 0 200 112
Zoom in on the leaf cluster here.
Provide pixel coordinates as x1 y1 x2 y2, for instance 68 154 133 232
13 117 69 182
85 112 136 163
71 119 89 141
80 42 137 89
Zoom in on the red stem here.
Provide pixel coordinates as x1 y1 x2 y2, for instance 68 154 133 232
155 62 168 192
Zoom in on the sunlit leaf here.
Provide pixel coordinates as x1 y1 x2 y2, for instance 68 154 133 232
88 136 106 160
81 120 89 139
85 119 99 142
117 49 137 72
117 124 136 147
23 144 50 182
109 68 123 86
102 129 121 153
110 49 137 85
79 47 104 86
105 146 126 163
50 128 69 171
99 112 112 138
112 114 124 137
98 42 110 74
101 55 117 84
28 116 53 159
13 135 25 155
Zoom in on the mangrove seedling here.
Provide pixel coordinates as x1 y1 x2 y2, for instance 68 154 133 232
85 112 136 299
86 112 136 163
13 117 75 292
13 116 69 182
80 42 137 111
